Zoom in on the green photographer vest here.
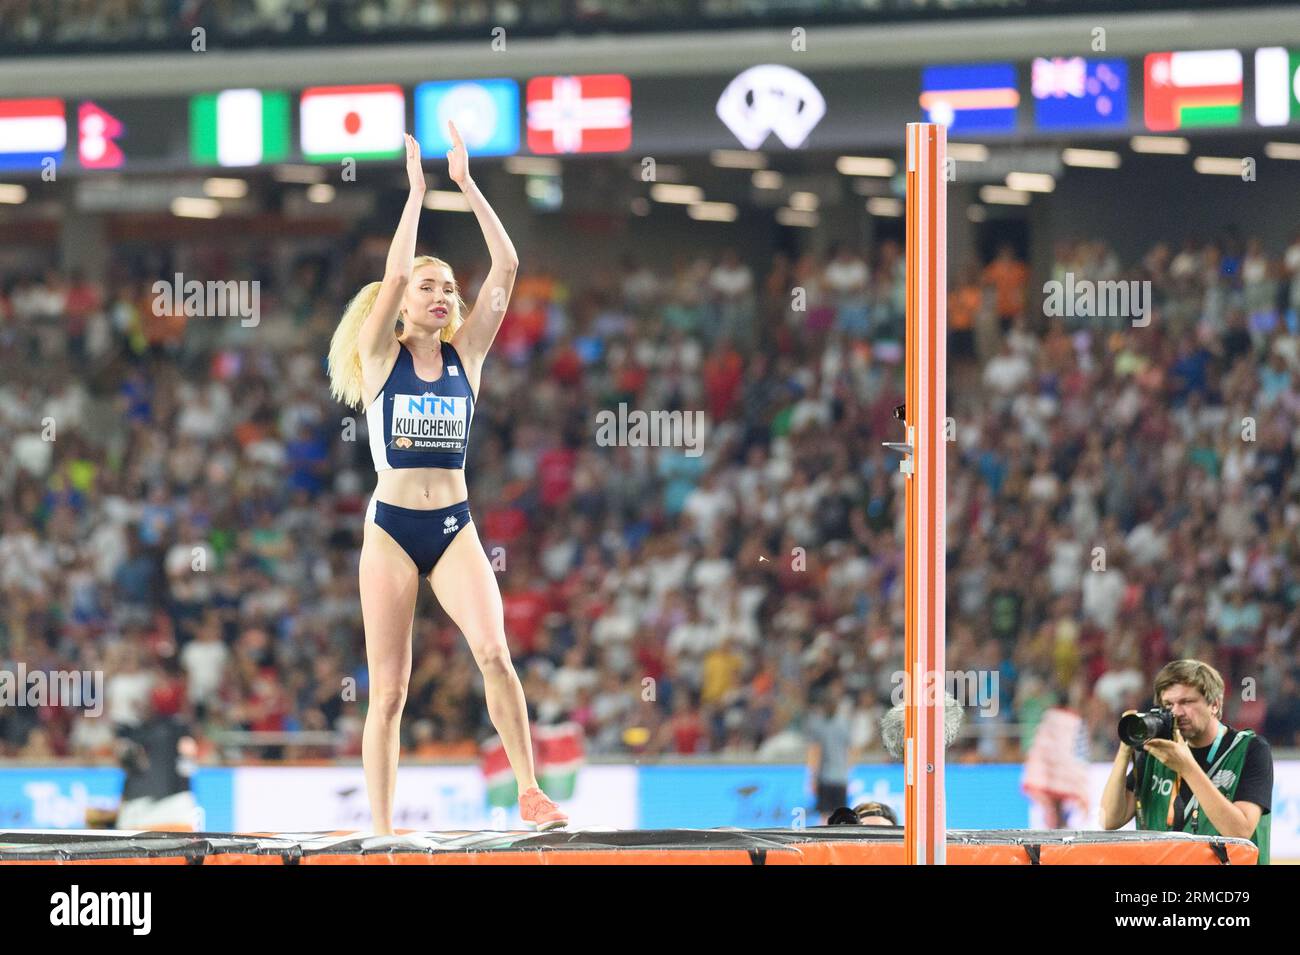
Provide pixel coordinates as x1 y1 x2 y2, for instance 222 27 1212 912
1135 727 1270 865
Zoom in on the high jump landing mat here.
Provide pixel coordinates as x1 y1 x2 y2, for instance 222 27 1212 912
0 828 1258 864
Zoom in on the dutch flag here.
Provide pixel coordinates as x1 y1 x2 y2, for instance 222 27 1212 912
0 98 66 171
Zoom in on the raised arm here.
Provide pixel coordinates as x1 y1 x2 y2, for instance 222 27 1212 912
358 134 426 365
445 121 519 373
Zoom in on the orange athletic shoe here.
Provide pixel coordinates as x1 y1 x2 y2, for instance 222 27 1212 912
519 786 569 831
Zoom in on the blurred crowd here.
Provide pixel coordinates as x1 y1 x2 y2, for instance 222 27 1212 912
0 0 1066 50
2 225 1300 766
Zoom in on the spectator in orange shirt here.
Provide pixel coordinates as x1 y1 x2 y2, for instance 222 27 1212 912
143 289 188 357
982 243 1030 328
949 262 983 360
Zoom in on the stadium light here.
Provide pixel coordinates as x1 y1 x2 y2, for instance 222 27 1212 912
836 156 896 177
1130 135 1190 154
1193 156 1248 176
775 207 817 228
788 191 819 211
1005 172 1055 193
0 184 27 204
687 201 738 222
866 197 903 217
649 183 704 204
710 149 766 169
203 177 248 199
946 142 988 162
171 197 222 218
1264 142 1300 161
504 156 561 176
272 164 325 184
1062 148 1122 169
751 170 783 189
979 185 1031 205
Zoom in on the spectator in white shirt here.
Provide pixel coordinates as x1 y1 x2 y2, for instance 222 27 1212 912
621 254 660 309
1081 559 1126 631
982 341 1032 397
823 242 870 300
709 249 753 302
104 641 155 728
181 614 228 709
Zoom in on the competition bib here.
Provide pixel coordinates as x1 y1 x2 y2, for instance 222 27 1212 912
391 394 470 454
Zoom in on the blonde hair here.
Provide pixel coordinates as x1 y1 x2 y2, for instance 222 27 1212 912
327 255 468 410
1153 659 1224 711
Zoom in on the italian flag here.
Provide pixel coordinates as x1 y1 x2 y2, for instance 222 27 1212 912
1256 48 1300 127
481 722 585 810
300 84 405 162
190 90 290 167
1144 50 1242 131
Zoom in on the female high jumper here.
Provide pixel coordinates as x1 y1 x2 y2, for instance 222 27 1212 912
327 125 568 834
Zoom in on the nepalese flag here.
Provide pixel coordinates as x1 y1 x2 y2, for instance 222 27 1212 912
919 63 1019 132
1032 57 1128 129
78 102 126 170
299 84 405 162
0 98 66 171
1144 49 1242 131
481 722 585 809
526 74 632 154
1255 47 1300 127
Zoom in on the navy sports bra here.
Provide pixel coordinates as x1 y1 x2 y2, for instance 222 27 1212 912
366 340 475 471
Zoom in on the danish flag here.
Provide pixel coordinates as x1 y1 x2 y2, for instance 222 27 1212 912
526 74 631 154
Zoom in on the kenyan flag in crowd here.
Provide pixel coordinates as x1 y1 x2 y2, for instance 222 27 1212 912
481 722 584 809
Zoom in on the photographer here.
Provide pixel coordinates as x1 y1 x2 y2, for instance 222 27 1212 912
116 681 201 831
1100 660 1273 864
805 686 854 825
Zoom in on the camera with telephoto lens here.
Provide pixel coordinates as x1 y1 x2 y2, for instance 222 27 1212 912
1118 707 1175 747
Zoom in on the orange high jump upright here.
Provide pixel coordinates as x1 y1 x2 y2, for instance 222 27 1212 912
903 122 948 865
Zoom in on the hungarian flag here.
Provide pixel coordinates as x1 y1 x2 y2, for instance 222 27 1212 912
300 84 405 162
480 722 585 810
0 98 66 171
1144 50 1242 131
1256 47 1300 127
191 89 290 167
526 74 631 154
